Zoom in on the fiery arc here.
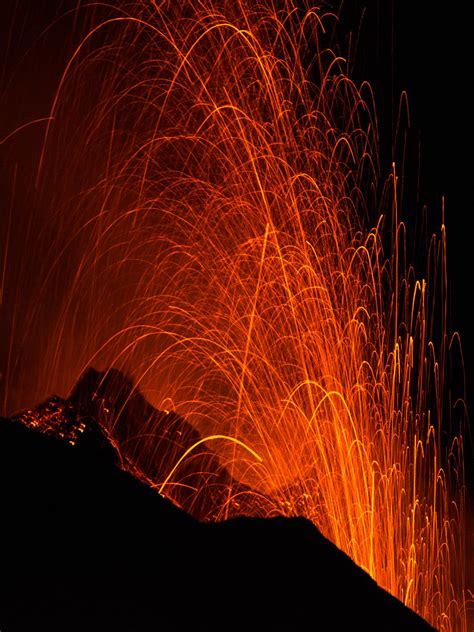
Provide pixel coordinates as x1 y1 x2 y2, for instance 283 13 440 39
6 2 468 630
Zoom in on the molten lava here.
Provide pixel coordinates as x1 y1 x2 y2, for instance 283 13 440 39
1 2 468 630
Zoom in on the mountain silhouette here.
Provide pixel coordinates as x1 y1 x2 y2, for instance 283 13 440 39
0 374 436 631
70 366 275 521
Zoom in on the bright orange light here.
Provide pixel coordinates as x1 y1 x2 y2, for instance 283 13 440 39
9 2 468 630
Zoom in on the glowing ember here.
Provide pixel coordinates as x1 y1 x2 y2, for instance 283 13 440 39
2 2 469 630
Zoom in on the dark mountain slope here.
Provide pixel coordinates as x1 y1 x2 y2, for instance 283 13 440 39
0 385 435 631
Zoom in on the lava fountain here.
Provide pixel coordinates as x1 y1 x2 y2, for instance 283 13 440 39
1 1 468 630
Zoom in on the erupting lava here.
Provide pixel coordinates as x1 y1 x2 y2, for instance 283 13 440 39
1 1 469 630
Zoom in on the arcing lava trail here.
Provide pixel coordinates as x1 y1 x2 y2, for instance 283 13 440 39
0 2 468 629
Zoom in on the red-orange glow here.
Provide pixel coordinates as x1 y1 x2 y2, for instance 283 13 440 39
1 2 468 630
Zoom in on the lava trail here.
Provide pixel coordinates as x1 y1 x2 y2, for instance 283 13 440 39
0 2 468 630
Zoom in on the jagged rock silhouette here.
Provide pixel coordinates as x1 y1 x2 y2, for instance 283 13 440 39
70 366 274 520
0 376 436 631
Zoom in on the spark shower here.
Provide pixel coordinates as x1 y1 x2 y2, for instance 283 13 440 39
0 2 469 630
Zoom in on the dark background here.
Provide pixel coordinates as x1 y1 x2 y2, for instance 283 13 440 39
338 1 474 494
341 1 473 389
1 1 472 469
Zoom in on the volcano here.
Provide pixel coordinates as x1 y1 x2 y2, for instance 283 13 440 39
0 369 435 631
